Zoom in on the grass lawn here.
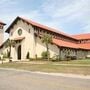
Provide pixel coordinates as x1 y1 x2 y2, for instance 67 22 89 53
53 59 90 65
0 59 90 75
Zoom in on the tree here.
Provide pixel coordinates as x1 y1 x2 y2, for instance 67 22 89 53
41 34 52 61
5 39 16 62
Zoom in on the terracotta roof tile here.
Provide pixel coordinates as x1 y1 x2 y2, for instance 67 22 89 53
78 43 90 50
72 33 90 40
53 38 78 49
20 17 77 40
5 16 77 40
53 38 90 50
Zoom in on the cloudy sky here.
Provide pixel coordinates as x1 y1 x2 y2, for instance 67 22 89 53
0 0 90 40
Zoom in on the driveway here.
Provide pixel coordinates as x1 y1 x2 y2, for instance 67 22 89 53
0 68 90 90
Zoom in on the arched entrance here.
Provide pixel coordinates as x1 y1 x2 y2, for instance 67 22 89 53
17 45 21 60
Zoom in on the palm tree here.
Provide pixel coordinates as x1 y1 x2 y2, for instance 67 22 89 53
5 39 16 62
41 34 52 61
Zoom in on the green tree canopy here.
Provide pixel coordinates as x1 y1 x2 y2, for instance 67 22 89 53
5 39 16 62
41 34 52 61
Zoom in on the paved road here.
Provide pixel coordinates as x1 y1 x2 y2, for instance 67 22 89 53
0 69 90 90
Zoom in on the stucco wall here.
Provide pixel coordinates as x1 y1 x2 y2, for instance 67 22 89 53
36 37 59 58
0 28 4 46
9 20 35 60
8 19 60 60
2 19 89 61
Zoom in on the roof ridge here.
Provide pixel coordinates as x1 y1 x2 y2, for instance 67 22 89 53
5 16 77 40
19 16 77 40
19 16 67 34
72 33 90 36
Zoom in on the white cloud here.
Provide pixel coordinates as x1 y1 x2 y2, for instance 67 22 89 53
0 0 14 4
42 0 89 18
82 22 90 33
41 0 90 33
0 0 90 41
0 0 43 40
2 10 42 41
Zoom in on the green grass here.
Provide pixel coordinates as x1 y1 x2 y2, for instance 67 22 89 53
54 59 90 65
0 60 90 75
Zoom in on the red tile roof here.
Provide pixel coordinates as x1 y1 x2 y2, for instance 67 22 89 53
5 16 77 40
53 38 90 50
53 38 78 49
21 17 68 36
72 33 90 40
4 16 90 50
12 37 25 41
78 43 90 50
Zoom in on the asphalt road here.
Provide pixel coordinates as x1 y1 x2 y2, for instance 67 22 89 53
0 69 90 90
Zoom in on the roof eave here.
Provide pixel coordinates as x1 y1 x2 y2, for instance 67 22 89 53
0 22 6 25
5 16 20 33
5 16 78 41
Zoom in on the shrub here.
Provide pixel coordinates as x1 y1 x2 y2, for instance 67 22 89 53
65 55 77 61
51 55 60 62
41 51 50 59
71 56 77 60
65 56 71 61
3 52 8 58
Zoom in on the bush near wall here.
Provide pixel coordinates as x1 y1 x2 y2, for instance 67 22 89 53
51 55 60 62
41 51 50 59
65 55 77 60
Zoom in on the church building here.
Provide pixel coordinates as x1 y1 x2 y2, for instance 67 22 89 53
0 16 90 61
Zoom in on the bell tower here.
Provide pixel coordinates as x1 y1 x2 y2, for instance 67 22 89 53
0 21 6 45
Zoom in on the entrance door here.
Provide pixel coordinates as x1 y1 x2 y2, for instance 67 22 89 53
17 45 21 60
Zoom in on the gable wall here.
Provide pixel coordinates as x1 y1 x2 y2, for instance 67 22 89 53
9 20 36 59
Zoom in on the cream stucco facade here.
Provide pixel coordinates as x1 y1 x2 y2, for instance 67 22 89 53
6 19 59 60
0 17 90 61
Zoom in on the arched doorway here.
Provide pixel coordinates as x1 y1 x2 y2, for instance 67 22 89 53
17 45 21 60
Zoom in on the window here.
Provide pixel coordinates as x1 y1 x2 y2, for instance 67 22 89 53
18 29 22 36
28 29 30 33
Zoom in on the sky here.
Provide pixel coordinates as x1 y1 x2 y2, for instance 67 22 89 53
0 0 90 40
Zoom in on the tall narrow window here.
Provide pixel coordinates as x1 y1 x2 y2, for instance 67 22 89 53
29 29 30 33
